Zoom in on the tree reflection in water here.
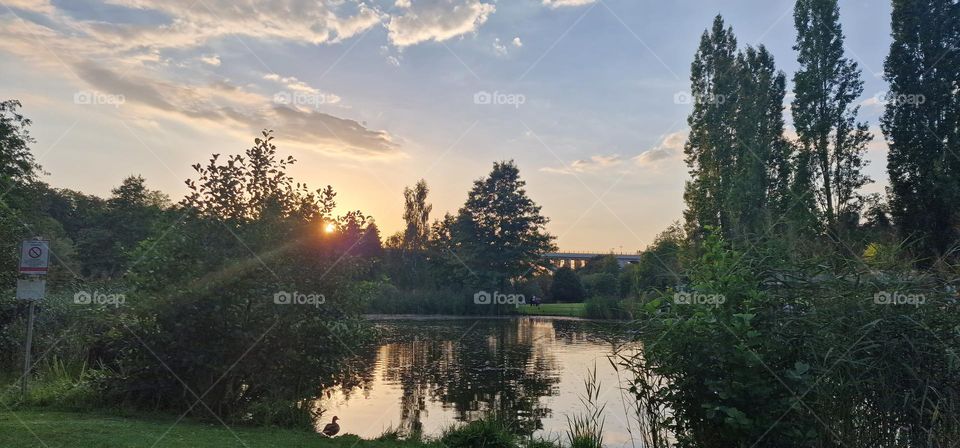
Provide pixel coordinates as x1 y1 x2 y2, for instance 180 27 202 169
315 317 626 439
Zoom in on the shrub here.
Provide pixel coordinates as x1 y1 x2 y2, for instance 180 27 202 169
441 418 517 448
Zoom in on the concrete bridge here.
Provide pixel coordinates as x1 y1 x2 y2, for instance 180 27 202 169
545 252 641 269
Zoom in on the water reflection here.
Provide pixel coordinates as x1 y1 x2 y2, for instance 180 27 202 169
315 317 636 446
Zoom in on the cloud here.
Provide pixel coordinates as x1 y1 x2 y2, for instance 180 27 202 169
542 0 597 8
541 154 622 175
263 73 341 104
387 0 495 47
633 131 687 166
70 61 398 158
199 54 221 66
512 37 523 47
80 0 384 50
0 3 402 159
493 37 508 55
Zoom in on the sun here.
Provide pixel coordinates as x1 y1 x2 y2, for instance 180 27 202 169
324 223 336 234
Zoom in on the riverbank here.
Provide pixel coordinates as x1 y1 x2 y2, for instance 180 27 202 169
0 410 438 447
517 302 585 317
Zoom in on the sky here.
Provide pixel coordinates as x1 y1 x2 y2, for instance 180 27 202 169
0 0 894 252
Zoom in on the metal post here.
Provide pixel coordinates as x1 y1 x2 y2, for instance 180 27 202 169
21 299 36 399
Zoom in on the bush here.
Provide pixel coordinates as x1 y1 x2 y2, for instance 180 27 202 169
551 266 584 302
441 419 517 448
621 232 960 447
581 273 619 298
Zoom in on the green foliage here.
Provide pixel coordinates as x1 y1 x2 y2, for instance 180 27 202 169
580 273 618 298
438 161 556 289
441 418 517 448
792 0 872 239
622 232 960 447
578 255 620 277
683 16 794 245
883 0 960 258
565 365 604 448
550 266 584 302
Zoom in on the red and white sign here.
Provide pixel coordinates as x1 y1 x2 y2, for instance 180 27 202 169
19 240 49 275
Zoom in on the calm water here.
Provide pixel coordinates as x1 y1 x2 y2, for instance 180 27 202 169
314 316 642 447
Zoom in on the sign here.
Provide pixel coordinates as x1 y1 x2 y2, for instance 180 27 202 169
18 240 49 275
16 278 45 301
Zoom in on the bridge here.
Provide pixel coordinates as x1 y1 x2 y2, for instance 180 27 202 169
545 251 641 269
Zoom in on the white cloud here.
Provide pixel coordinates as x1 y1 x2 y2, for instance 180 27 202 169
541 154 622 175
542 0 597 8
633 131 687 166
199 54 221 66
493 37 508 55
387 0 495 47
512 37 523 47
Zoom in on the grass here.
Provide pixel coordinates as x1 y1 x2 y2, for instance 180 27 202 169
0 410 439 448
517 302 585 317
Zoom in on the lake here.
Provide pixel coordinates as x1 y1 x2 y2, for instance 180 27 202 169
314 316 642 447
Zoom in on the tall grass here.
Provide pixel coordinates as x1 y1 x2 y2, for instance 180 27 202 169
565 365 605 448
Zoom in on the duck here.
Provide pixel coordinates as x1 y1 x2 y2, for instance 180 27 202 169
321 416 340 437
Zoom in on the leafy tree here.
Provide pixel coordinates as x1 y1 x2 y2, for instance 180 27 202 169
683 18 792 246
791 0 873 239
448 161 556 288
730 46 792 240
683 15 740 241
550 265 584 302
580 254 622 277
116 130 372 420
882 0 960 258
402 179 432 252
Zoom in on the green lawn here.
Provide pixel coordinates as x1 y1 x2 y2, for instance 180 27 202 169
517 302 585 317
0 410 437 448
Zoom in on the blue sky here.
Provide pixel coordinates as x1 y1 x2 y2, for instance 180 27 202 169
0 0 893 251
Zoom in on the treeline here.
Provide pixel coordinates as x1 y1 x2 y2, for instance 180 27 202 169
683 0 959 265
622 1 960 447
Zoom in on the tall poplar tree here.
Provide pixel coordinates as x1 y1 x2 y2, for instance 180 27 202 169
883 0 960 257
730 46 793 240
791 0 873 239
683 15 739 241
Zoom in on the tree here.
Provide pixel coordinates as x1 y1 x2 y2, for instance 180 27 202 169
730 46 792 240
0 100 42 285
883 0 960 258
450 161 556 288
402 179 432 252
791 0 873 239
683 18 793 245
683 15 740 241
550 266 584 302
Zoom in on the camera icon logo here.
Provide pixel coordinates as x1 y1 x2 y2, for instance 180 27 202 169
274 291 292 305
474 91 492 105
273 91 292 105
673 91 692 105
673 291 691 304
74 91 93 105
474 290 492 305
874 291 892 305
74 291 92 304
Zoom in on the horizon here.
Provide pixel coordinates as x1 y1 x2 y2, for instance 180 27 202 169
0 0 893 251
